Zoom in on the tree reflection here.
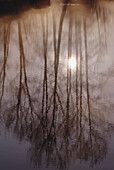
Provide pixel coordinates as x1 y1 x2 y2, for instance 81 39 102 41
0 23 11 107
17 21 33 117
0 0 114 169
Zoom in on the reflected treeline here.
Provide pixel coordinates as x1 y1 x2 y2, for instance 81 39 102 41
0 0 51 16
0 0 114 169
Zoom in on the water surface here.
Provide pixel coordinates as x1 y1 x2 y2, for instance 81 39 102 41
0 1 114 170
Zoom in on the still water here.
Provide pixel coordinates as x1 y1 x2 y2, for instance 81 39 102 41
0 0 114 170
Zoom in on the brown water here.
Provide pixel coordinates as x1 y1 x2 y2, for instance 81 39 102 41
0 1 114 170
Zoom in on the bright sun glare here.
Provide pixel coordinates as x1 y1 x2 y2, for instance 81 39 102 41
68 57 76 70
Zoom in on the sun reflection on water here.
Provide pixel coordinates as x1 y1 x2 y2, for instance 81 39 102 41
68 56 76 70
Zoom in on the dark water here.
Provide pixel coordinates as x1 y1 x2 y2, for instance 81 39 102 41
0 1 114 170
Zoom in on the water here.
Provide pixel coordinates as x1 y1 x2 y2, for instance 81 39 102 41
0 0 114 170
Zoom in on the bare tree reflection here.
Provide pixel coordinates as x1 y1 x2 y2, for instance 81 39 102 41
84 17 92 148
17 21 33 118
0 23 11 107
41 12 49 120
52 0 68 122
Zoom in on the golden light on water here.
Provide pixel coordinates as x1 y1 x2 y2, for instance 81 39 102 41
68 57 76 70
